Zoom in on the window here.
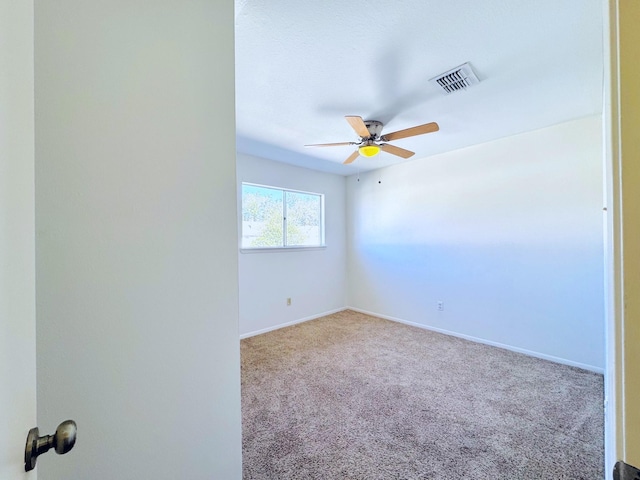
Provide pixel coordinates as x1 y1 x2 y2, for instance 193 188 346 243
241 183 324 249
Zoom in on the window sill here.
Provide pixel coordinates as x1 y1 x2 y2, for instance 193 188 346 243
240 246 327 254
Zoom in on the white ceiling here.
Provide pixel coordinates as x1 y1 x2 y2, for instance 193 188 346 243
235 1 604 175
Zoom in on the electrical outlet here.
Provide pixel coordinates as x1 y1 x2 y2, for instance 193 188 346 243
437 301 444 311
287 298 292 306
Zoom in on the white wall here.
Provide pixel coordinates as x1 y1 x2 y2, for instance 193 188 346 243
237 153 346 337
347 115 605 371
0 1 36 478
35 2 241 479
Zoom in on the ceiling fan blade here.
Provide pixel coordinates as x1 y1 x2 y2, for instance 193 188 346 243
345 116 371 138
381 122 439 142
305 142 356 147
343 150 360 165
380 143 415 159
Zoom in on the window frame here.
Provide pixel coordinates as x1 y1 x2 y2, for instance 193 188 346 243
240 182 326 252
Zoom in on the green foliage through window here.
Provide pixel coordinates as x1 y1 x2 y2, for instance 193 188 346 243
241 184 324 248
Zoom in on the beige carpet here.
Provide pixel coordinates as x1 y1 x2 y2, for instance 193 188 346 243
241 310 604 479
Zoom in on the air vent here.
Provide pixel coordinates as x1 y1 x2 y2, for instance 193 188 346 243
429 62 480 94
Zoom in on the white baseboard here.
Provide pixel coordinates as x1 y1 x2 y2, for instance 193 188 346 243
346 306 604 374
240 307 348 339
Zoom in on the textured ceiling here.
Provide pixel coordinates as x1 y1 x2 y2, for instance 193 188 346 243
235 1 604 175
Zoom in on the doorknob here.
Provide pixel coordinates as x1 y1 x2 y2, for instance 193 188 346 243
24 420 77 472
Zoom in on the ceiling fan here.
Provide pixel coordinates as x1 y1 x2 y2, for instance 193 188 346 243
305 116 439 164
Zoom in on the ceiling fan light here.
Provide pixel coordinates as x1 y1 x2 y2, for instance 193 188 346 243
359 144 380 157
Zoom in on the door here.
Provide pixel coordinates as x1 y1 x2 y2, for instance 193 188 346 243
4 1 243 479
34 1 242 479
0 1 36 478
607 0 640 468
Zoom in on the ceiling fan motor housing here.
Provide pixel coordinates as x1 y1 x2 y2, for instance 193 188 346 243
363 120 383 140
